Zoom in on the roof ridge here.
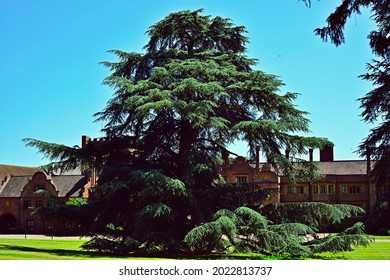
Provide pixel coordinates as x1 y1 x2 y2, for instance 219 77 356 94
0 163 39 168
4 175 32 178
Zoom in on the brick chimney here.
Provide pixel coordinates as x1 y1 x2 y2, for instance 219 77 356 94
222 149 229 171
366 148 371 173
82 135 91 149
255 146 260 169
309 148 313 162
319 145 334 162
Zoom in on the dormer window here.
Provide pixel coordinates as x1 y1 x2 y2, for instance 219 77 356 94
234 175 248 183
35 185 45 191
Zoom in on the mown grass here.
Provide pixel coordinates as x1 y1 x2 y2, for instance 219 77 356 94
0 238 286 260
0 238 163 260
370 235 390 239
0 237 389 260
316 241 390 260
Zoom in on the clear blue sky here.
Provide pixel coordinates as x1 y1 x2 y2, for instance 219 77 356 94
0 0 376 167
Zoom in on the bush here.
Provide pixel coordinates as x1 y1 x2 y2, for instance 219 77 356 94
328 218 360 233
376 228 390 236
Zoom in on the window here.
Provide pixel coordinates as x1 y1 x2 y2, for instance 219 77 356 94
319 185 327 194
328 184 335 194
23 200 32 209
313 184 336 195
35 200 43 208
65 221 75 231
45 220 55 230
287 185 307 194
27 220 34 231
234 175 248 183
341 185 365 194
376 184 390 196
35 185 45 191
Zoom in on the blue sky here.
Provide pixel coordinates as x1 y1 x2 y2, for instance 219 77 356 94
0 0 376 167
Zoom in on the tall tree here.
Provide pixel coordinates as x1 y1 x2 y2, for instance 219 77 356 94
304 0 389 186
25 9 368 256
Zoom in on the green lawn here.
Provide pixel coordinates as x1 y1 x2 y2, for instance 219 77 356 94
317 241 390 260
0 238 161 260
0 237 389 260
370 235 390 239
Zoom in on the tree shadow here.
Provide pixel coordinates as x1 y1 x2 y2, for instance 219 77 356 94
0 244 123 259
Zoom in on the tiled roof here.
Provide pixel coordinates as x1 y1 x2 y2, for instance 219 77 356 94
0 174 88 198
248 160 369 176
51 175 88 197
0 176 30 197
0 164 40 179
316 160 368 175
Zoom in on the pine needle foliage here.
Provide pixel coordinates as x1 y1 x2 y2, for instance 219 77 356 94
184 206 370 257
24 9 369 256
306 0 389 186
259 202 365 229
366 191 390 233
308 222 372 254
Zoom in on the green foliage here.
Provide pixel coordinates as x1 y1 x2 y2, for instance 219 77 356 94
23 138 92 174
367 191 390 233
82 235 140 255
308 222 372 254
66 197 87 207
309 0 389 186
31 189 92 235
24 9 369 257
259 202 364 229
184 205 369 257
376 228 390 236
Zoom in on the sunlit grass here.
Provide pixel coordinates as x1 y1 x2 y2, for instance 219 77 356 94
370 235 390 240
317 241 390 260
1 237 389 260
0 238 163 260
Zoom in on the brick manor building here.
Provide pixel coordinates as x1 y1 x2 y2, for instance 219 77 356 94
221 145 390 216
81 135 389 216
0 164 90 234
1 135 388 234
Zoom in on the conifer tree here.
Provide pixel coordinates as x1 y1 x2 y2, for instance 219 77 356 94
24 9 369 256
304 0 389 186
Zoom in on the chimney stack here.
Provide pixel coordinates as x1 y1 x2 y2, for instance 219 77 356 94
222 149 229 171
82 135 91 149
319 145 334 162
255 146 260 169
309 148 314 162
366 148 371 173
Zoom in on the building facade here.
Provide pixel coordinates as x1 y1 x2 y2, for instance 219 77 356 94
221 145 389 216
2 136 388 234
82 134 388 216
0 165 90 234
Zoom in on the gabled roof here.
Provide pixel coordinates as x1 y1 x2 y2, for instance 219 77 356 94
0 174 88 198
0 176 30 197
0 164 40 179
51 175 88 197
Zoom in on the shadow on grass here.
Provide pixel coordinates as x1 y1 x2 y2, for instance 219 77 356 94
2 244 342 260
0 244 125 259
0 243 304 260
310 254 347 260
